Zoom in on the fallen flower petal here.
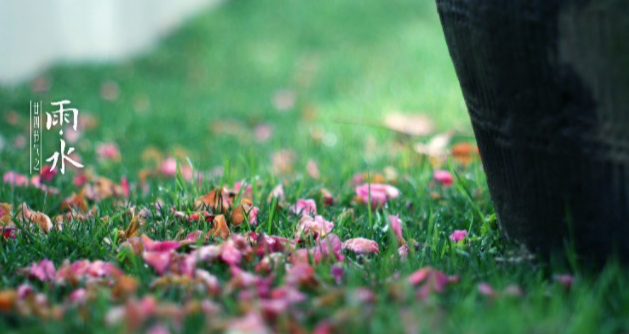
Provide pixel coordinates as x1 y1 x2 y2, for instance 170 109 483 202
290 199 317 217
285 263 317 287
0 203 13 225
554 274 575 290
477 282 498 298
227 312 271 334
141 235 180 253
295 215 334 240
3 171 29 187
449 230 468 242
355 183 400 208
331 265 344 284
220 239 242 266
407 267 455 299
146 324 170 334
208 214 230 240
16 284 33 299
388 215 405 244
27 259 56 282
182 230 204 244
17 203 53 233
0 290 17 312
342 238 379 255
195 188 232 213
96 142 121 161
143 251 173 275
68 288 88 304
268 184 285 202
193 245 223 263
311 233 344 263
40 165 57 182
433 170 453 186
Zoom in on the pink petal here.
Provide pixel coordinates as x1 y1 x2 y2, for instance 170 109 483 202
290 199 317 216
221 240 242 266
141 235 180 253
194 245 223 262
477 282 497 297
183 230 204 244
69 288 88 303
407 267 455 299
195 269 220 294
227 312 270 334
449 230 468 242
342 238 379 255
331 265 344 284
143 251 173 275
295 215 334 240
40 165 57 182
388 215 404 243
17 284 33 299
253 234 292 257
233 181 253 199
285 263 315 287
248 206 260 226
29 259 56 282
86 260 122 278
355 183 400 208
96 142 121 161
269 184 285 201
159 158 178 177
254 124 273 142
3 171 29 187
146 324 170 334
433 170 453 186
311 233 344 263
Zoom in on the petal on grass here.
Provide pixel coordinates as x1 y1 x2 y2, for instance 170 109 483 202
295 215 334 240
342 238 379 255
208 214 230 240
433 170 453 186
141 235 180 253
290 199 317 217
449 230 468 242
195 188 232 213
143 252 173 275
388 215 405 244
27 259 56 282
355 183 400 208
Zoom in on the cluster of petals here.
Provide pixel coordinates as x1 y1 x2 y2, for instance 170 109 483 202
289 199 317 216
295 215 334 240
3 171 58 194
21 259 122 284
355 183 400 208
407 267 459 299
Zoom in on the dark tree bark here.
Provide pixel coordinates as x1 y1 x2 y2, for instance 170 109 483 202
436 0 629 262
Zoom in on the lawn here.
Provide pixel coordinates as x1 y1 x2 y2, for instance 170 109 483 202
1 0 628 333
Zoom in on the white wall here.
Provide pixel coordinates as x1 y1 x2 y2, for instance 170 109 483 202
0 0 223 85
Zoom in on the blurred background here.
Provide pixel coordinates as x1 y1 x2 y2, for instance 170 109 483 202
0 0 470 180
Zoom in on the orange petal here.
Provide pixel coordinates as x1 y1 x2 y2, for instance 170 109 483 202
0 289 17 312
111 275 138 299
451 142 479 166
0 203 13 225
195 188 231 213
209 215 230 240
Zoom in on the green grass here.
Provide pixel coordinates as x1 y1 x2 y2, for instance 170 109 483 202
1 0 629 333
